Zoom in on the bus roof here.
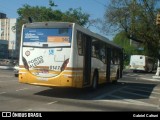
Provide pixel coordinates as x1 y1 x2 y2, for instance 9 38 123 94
74 23 122 49
23 22 122 49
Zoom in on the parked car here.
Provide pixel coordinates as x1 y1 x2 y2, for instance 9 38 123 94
13 63 19 77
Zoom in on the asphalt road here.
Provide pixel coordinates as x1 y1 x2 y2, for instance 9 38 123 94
0 69 160 111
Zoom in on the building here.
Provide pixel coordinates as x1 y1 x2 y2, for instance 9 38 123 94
0 18 17 59
0 13 6 19
0 40 8 59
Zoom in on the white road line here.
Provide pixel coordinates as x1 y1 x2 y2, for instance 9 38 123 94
129 85 155 91
120 90 156 99
0 92 6 94
24 109 33 111
108 94 157 107
95 98 157 108
93 85 158 108
16 88 28 91
140 77 160 82
128 86 160 95
122 75 160 82
47 101 58 105
93 86 128 99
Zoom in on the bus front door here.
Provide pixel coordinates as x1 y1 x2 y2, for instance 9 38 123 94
83 36 92 87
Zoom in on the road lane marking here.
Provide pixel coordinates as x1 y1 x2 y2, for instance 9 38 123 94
126 86 160 95
93 86 128 100
122 75 160 82
140 77 160 82
47 101 58 105
124 87 160 95
0 92 6 94
24 109 33 111
108 94 157 107
16 88 28 91
130 85 154 90
94 98 158 108
109 94 156 107
93 84 158 108
120 90 157 99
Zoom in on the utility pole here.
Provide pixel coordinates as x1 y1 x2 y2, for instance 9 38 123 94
130 0 136 46
153 13 160 78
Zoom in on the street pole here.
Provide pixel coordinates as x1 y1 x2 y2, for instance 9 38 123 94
153 13 160 78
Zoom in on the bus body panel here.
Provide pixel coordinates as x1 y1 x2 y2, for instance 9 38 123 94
19 22 123 88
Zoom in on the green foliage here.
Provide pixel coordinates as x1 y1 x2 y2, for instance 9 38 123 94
104 0 160 59
113 31 135 54
113 31 144 66
63 8 90 26
16 1 90 47
17 4 57 22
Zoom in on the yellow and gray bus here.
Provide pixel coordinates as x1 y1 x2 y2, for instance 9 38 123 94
19 22 123 89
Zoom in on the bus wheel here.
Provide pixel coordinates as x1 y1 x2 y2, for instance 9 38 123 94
92 72 98 89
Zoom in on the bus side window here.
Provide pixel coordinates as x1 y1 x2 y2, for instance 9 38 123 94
92 39 99 58
77 31 83 55
92 46 96 57
99 44 106 63
92 40 106 63
111 49 119 65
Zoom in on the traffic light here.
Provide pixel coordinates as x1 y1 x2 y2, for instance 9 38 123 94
156 13 160 25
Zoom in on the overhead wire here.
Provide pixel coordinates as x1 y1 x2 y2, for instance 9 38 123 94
92 0 107 7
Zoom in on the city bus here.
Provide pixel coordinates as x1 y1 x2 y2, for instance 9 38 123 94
18 22 123 89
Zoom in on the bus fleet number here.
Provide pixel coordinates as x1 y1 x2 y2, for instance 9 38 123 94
50 66 60 70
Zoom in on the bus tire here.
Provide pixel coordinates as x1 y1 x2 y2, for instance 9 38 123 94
14 74 18 77
92 71 98 90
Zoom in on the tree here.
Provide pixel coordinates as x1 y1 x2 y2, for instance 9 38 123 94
63 8 90 26
16 1 90 47
103 0 160 58
113 31 136 54
113 31 140 65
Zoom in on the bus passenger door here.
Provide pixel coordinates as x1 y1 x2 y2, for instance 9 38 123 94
106 47 111 82
83 36 92 86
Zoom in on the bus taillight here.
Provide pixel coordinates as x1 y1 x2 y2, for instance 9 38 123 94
61 58 69 71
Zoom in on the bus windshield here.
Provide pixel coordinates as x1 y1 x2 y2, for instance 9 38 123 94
23 28 72 47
